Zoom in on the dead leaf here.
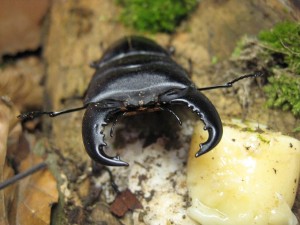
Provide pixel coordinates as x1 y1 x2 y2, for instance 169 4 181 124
0 98 58 225
110 189 143 217
0 99 20 225
16 154 58 225
0 57 43 110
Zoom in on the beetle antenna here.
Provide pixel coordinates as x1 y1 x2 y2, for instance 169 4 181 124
18 105 87 121
197 71 264 91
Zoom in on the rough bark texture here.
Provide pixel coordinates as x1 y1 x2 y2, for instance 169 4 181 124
43 0 299 224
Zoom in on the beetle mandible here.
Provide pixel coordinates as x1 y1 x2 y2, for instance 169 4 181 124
19 36 262 167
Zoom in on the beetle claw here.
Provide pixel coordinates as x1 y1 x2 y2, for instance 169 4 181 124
161 88 223 156
82 104 129 167
97 146 129 166
196 125 219 157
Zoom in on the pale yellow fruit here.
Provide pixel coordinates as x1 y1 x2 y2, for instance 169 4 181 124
187 120 300 225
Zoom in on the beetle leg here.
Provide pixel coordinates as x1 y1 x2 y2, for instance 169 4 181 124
82 103 129 166
160 88 223 157
161 107 182 125
110 112 124 137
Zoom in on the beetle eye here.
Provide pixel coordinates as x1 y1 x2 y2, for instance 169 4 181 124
164 89 183 96
99 100 123 108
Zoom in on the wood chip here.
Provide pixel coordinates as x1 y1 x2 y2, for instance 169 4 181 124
110 189 143 217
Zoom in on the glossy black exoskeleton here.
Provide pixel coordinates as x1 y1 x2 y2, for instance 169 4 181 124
19 36 262 167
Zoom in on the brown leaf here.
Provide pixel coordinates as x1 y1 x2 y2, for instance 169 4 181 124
0 98 58 225
0 100 20 225
16 154 58 225
110 189 143 217
0 57 43 110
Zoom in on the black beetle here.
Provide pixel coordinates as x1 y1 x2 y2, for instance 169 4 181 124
19 36 262 167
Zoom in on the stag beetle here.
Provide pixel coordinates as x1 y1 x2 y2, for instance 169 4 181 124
19 36 262 167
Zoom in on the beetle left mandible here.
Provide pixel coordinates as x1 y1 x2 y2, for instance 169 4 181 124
19 36 263 167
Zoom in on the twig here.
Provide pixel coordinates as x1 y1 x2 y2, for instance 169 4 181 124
0 162 47 190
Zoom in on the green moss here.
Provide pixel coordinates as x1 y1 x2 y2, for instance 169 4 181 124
258 21 300 74
115 0 199 33
258 22 299 50
264 74 300 116
257 22 300 117
231 37 247 58
229 21 300 131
